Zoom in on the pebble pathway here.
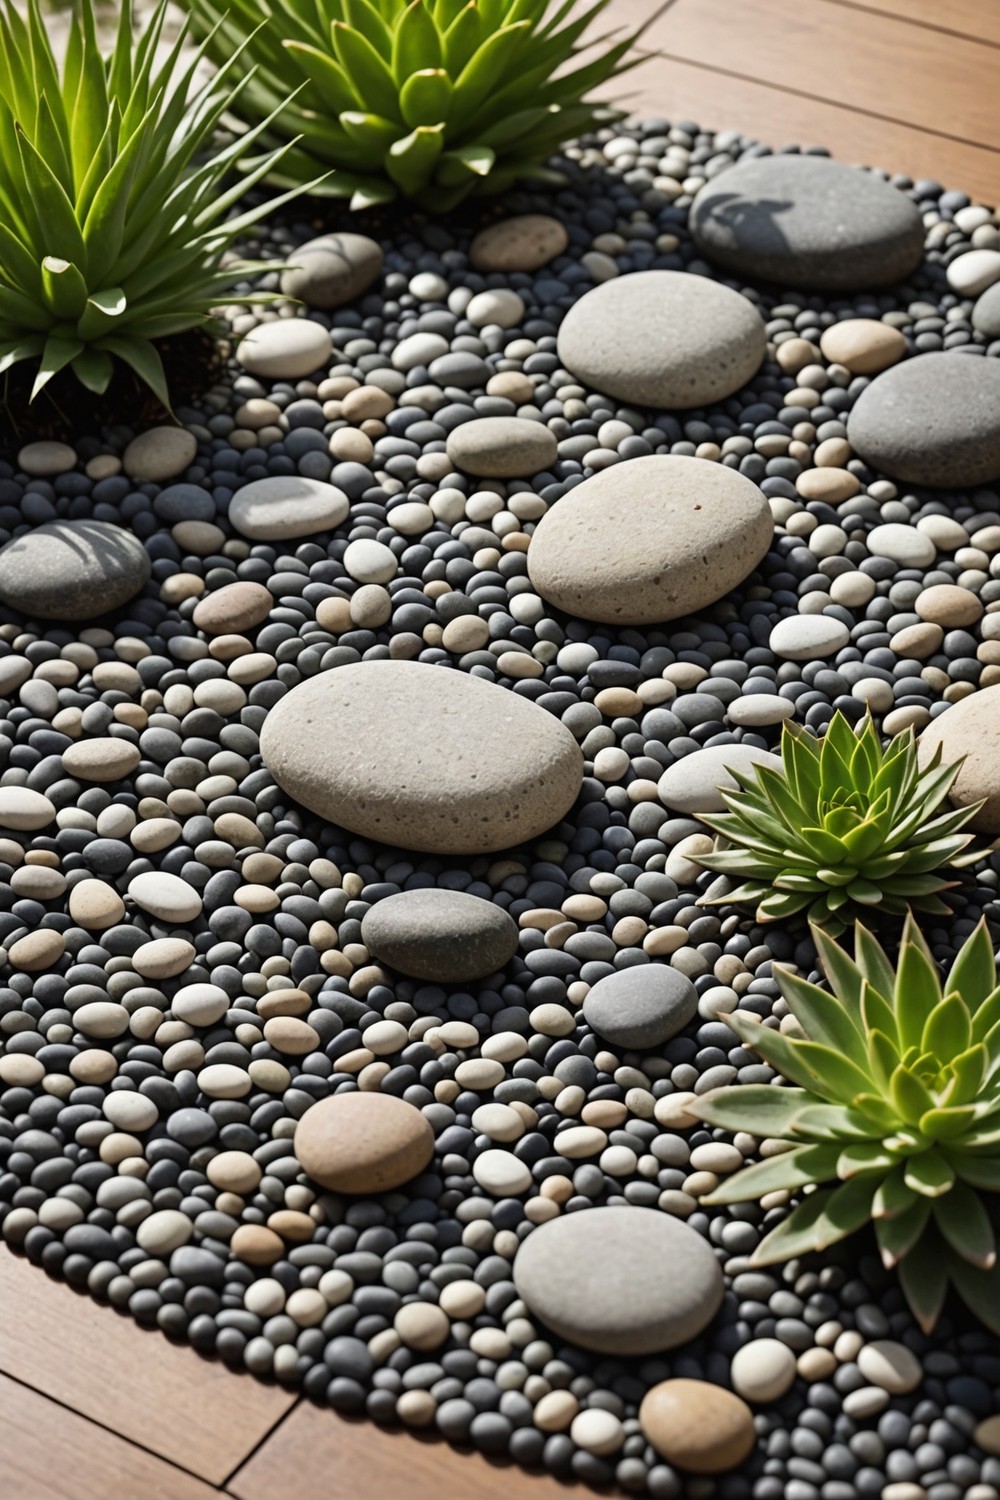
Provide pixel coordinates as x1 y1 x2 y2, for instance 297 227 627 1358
1 119 1000 1500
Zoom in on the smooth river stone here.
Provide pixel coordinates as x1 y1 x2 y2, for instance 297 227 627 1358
236 319 333 379
847 352 1000 487
689 155 924 290
769 614 850 659
918 684 1000 833
361 889 518 982
279 232 383 309
659 743 783 815
557 271 766 409
639 1380 756 1473
512 1207 724 1355
229 477 349 541
294 1092 434 1192
582 966 697 1049
259 661 583 854
469 215 568 272
527 456 772 625
972 282 1000 339
0 521 150 620
445 416 558 478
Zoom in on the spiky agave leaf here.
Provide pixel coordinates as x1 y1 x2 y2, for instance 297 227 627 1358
0 0 318 405
696 710 983 935
184 0 656 210
690 913 1000 1334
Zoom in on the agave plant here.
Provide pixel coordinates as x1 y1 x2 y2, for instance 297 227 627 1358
186 0 650 211
692 914 1000 1333
697 711 982 935
0 0 314 407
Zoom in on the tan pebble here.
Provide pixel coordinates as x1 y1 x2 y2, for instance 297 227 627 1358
571 1409 624 1456
915 583 983 628
10 866 65 900
231 1225 284 1265
315 597 352 633
257 989 312 1019
814 437 852 467
639 1379 755 1472
9 930 65 970
132 938 195 979
561 894 607 921
0 1054 45 1086
342 385 394 422
62 739 140 781
235 883 280 914
350 584 392 628
193 582 272 635
207 1150 262 1194
487 371 535 404
534 1391 579 1432
197 1063 251 1098
263 1016 320 1054
68 878 125 929
441 615 490 653
330 428 374 463
774 337 820 373
172 520 226 555
594 686 643 716
819 319 906 374
242 853 284 883
795 468 860 502
70 1050 118 1083
285 1288 327 1326
438 1279 486 1319
248 1059 291 1092
267 1209 315 1241
395 1301 450 1350
974 1414 1000 1454
455 1058 504 1090
890 622 944 658
294 1092 433 1192
856 1339 922 1394
797 1347 838 1381
470 215 568 273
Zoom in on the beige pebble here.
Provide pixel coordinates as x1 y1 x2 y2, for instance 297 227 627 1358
231 1224 284 1265
534 1390 579 1432
438 1279 486 1319
819 319 907 374
207 1150 262 1194
731 1337 797 1403
796 468 859 502
394 1301 450 1350
132 938 195 979
62 739 140 782
570 1409 625 1455
915 583 983 628
639 1379 755 1472
68 878 125 929
856 1339 922 1394
974 1414 1000 1455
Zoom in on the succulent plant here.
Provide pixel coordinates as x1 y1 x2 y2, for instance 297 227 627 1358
697 711 982 935
692 913 1000 1333
0 0 311 407
186 0 650 211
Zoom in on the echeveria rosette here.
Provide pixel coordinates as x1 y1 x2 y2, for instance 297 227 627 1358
697 710 982 936
691 914 1000 1334
186 0 652 211
0 0 316 408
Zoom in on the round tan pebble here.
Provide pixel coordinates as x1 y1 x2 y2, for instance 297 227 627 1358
486 371 535 404
639 1379 756 1473
257 989 311 1019
795 468 860 502
285 1288 327 1326
394 1301 450 1350
571 1409 625 1456
172 520 226 555
441 615 490 653
132 938 195 979
62 739 140 781
0 1054 44 1086
974 1414 1000 1454
206 1150 262 1194
294 1092 434 1193
396 1390 436 1426
915 583 983 627
819 319 907 374
470 214 568 272
342 385 394 422
797 1347 838 1381
10 866 65 900
856 1339 922 1394
263 1016 319 1054
9 930 64 970
534 1391 579 1432
775 338 820 374
68 878 125 929
267 1210 314 1241
123 426 196 483
197 1063 251 1098
192 582 272 635
315 597 352 633
231 1225 285 1265
438 1280 486 1319
555 1126 607 1158
471 1103 525 1142
891 622 944 658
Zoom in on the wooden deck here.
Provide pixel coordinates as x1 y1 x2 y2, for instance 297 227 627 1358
4 1 999 1497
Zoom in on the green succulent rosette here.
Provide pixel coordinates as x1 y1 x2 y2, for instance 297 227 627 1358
697 710 983 936
692 914 1000 1334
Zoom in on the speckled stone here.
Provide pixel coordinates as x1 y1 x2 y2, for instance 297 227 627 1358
361 889 518 981
582 966 698 1049
294 1092 434 1193
512 1207 724 1355
445 417 558 478
0 521 150 620
689 155 924 289
527 456 773 624
918 684 1000 833
469 215 568 272
848 352 1000 487
278 232 384 308
639 1379 756 1472
260 661 583 854
557 271 766 409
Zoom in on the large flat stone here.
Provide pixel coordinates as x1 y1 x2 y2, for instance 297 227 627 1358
847 352 1000 487
0 521 150 620
917 684 1000 833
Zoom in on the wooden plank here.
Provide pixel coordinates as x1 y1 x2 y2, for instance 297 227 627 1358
227 1400 585 1500
0 1371 221 1500
822 0 1000 49
596 51 1000 207
0 1247 296 1486
644 0 1000 152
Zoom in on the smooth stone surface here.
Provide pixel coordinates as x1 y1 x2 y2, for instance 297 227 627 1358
818 319 907 374
527 456 773 624
236 319 333 379
727 693 795 726
557 271 766 409
128 871 203 923
639 1379 756 1472
279 232 383 308
17 440 76 476
0 521 150 620
866 523 936 567
260 661 583 854
192 582 273 635
0 788 55 830
582 966 698 1049
856 1340 923 1394
229 477 349 541
946 248 1000 297
769 614 851 659
847 352 1000 487
123 426 196 483
918 685 1000 833
731 1338 797 1402
512 1207 724 1355
294 1092 434 1193
445 417 557 478
361 889 518 982
689 155 924 289
469 215 569 272
972 281 1000 338
62 740 141 782
659 744 783 814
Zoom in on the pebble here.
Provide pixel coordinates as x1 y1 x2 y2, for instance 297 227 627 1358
0 788 55 830
769 614 851 659
848 351 1000 486
469 214 568 271
445 417 557 477
639 1379 756 1473
856 1340 923 1393
659 743 783 814
228 476 349 541
361 889 518 981
818 318 907 373
527 456 772 624
557 270 766 409
731 1337 798 1402
918 685 1000 832
946 248 1000 296
128 871 203 923
582 965 697 1049
278 232 383 307
972 280 1000 337
293 1093 434 1192
123 426 196 483
192 582 273 634
690 154 924 288
512 1207 723 1354
0 521 151 619
236 319 334 379
259 661 583 854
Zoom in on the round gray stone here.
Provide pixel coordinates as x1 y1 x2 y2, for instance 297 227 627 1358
259 661 584 854
513 1207 724 1355
228 477 349 541
361 889 519 982
689 155 924 290
972 282 1000 339
557 270 766 409
582 966 697 1049
279 232 383 309
658 743 783 815
445 417 558 478
0 521 150 621
847 352 1000 487
526 456 773 624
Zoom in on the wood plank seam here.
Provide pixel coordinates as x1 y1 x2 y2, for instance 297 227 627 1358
221 1397 303 1491
819 0 1000 51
